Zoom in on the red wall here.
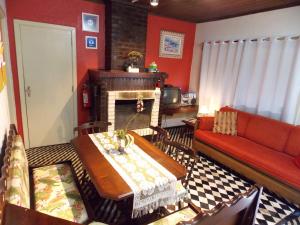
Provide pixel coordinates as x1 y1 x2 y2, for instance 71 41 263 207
6 1 196 137
6 0 105 137
145 15 196 92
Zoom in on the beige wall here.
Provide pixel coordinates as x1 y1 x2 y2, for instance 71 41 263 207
0 0 15 151
189 6 300 94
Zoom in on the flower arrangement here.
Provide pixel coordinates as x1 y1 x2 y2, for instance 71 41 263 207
123 51 143 71
115 95 145 152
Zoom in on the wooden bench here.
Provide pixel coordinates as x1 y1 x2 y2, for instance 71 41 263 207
0 125 92 224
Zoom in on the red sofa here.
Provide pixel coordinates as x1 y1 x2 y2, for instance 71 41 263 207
193 106 300 204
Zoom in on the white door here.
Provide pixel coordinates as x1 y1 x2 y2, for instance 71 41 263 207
14 20 77 148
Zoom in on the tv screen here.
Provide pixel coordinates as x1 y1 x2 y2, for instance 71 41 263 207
163 86 181 108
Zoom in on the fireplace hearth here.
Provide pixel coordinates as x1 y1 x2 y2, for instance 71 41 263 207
115 99 153 130
107 89 160 136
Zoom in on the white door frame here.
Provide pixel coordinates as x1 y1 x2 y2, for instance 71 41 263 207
14 19 78 148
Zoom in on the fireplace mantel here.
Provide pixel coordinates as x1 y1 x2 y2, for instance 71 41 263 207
89 69 168 80
89 69 168 126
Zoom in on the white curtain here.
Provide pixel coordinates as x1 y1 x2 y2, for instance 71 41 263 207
198 36 300 125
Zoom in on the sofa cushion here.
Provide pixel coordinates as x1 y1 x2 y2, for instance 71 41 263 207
294 156 300 168
285 126 300 157
195 130 300 189
33 163 88 224
244 115 292 152
220 106 251 137
213 111 237 135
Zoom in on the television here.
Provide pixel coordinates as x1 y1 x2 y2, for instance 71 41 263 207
162 85 181 109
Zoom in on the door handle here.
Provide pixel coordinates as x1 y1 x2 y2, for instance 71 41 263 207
25 86 31 97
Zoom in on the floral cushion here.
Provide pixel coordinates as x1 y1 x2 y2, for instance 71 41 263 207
10 146 28 166
13 135 25 148
6 162 30 208
176 181 188 201
33 163 88 224
6 139 30 209
148 207 196 225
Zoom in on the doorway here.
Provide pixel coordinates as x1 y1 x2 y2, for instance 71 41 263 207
14 20 77 148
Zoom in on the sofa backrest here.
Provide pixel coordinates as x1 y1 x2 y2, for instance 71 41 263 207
220 106 293 152
245 116 292 152
285 126 300 157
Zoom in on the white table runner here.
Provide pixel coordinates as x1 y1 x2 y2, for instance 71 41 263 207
89 132 178 218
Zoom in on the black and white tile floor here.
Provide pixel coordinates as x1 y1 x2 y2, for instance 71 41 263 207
26 127 300 225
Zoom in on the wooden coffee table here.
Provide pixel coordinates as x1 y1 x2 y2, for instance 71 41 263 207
71 131 186 201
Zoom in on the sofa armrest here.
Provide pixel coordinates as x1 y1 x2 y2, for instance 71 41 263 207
196 116 215 131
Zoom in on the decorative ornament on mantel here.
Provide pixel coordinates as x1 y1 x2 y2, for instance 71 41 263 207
149 61 158 73
124 51 143 73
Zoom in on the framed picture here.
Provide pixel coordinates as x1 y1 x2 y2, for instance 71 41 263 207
85 36 98 49
159 30 185 59
82 13 99 33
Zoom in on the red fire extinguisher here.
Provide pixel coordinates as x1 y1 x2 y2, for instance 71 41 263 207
82 84 91 108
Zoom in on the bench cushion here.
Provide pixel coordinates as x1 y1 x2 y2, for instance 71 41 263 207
33 163 88 224
176 181 188 201
6 137 30 209
148 207 196 225
7 161 30 208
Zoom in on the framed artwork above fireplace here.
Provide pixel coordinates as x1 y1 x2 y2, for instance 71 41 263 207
159 30 185 59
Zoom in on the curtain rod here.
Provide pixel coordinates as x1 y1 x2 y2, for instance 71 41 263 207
204 35 300 44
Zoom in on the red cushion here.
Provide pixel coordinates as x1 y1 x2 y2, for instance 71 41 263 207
295 156 300 168
285 126 300 157
244 115 292 152
197 116 214 131
195 130 300 189
220 106 251 137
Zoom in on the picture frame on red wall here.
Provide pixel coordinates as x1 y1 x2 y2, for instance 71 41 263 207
82 12 99 33
85 36 98 49
159 30 185 59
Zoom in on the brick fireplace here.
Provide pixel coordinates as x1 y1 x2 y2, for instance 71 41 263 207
89 70 167 135
107 89 161 136
88 1 167 134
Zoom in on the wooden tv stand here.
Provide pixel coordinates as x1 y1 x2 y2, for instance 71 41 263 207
162 105 198 116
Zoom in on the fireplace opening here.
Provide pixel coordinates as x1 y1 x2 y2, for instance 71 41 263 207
115 99 154 130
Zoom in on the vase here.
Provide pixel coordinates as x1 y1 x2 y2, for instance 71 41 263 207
117 138 126 153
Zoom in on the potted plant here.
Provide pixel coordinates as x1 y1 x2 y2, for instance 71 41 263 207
124 51 143 73
115 95 145 153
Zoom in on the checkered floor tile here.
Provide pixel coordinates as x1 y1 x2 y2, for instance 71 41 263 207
188 156 252 210
25 127 299 225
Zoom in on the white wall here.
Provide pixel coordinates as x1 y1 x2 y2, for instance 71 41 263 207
189 6 300 93
0 0 15 151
